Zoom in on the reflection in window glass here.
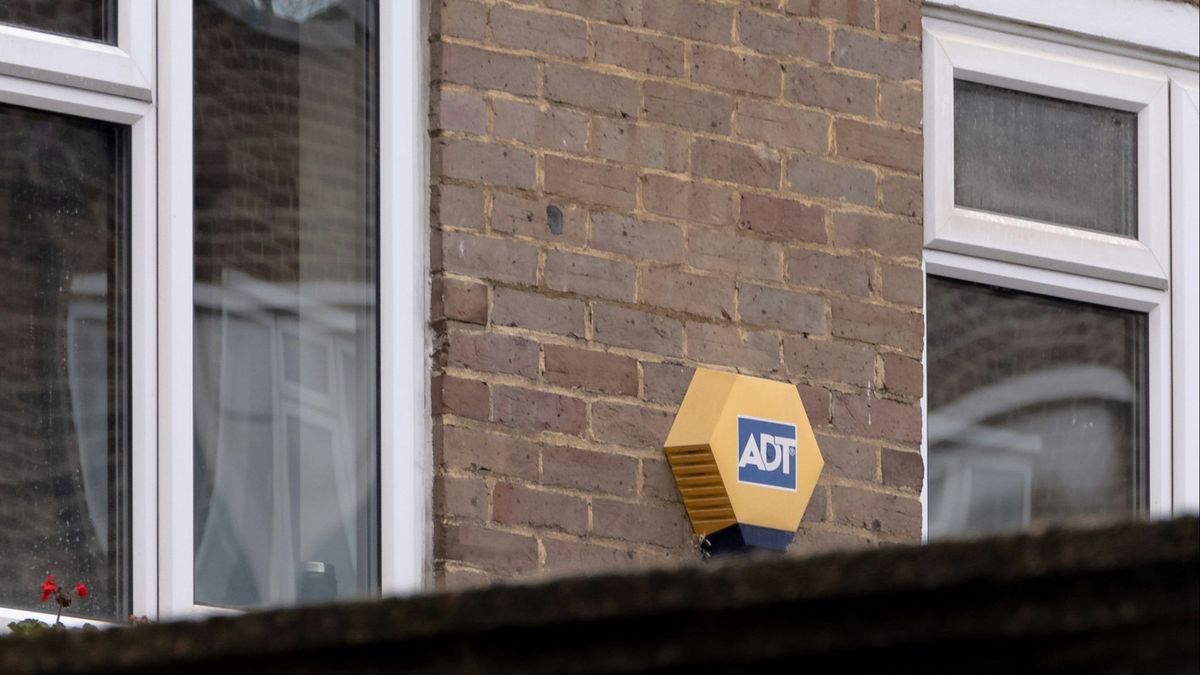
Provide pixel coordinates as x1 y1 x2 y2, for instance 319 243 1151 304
927 277 1148 540
0 104 130 620
193 0 378 609
0 0 116 44
954 80 1138 237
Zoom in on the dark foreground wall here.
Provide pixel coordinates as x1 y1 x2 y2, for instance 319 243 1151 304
2 517 1197 674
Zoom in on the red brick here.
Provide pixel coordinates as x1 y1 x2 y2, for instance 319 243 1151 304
832 298 922 352
592 498 692 547
543 445 639 496
787 153 876 206
803 483 827 522
693 138 781 189
738 283 826 333
787 0 876 29
432 0 487 40
783 336 875 384
688 228 784 281
433 138 536 189
442 231 539 285
880 81 921 128
830 211 921 259
644 81 735 134
491 191 587 245
790 525 874 555
686 322 781 373
432 277 489 325
786 248 871 296
491 287 584 338
434 475 489 521
833 29 920 81
641 174 738 226
879 262 922 307
589 211 685 264
882 352 922 399
641 361 694 406
690 45 781 97
544 250 637 302
738 9 828 62
492 385 588 435
642 0 734 44
436 523 538 575
879 173 921 218
878 0 921 37
736 99 829 153
544 156 638 210
640 458 681 501
491 5 589 59
639 267 736 320
435 564 491 591
433 184 485 230
434 375 490 421
544 344 639 395
593 24 686 78
542 538 639 575
784 65 875 116
830 485 920 539
739 193 826 243
447 331 540 379
798 383 831 426
492 482 588 535
546 0 642 24
835 118 921 173
591 401 675 449
592 303 685 356
440 425 539 479
492 100 589 154
817 434 878 482
544 63 641 117
434 43 537 96
881 447 923 492
831 391 921 444
433 89 487 134
590 118 690 173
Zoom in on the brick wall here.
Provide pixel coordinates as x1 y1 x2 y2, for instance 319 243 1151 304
428 0 924 588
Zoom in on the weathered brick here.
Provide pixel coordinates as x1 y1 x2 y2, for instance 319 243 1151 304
546 0 642 24
435 564 491 591
437 523 539 575
492 100 589 154
640 457 681 501
492 191 586 245
590 118 690 173
881 447 923 492
831 391 921 444
787 153 876 206
803 484 827 522
830 485 920 539
692 138 781 189
440 425 539 479
542 538 639 575
879 262 922 307
641 174 738 226
432 0 488 40
738 283 826 333
690 45 781 97
589 211 685 263
878 0 921 37
686 322 781 372
791 525 873 555
433 138 536 190
738 9 828 62
544 156 638 210
882 352 922 399
591 401 675 448
688 228 784 281
434 375 490 421
642 0 734 44
433 89 487 134
832 298 922 352
833 29 920 81
433 184 485 230
545 63 640 118
544 250 637 302
640 267 736 319
786 248 871 296
448 331 540 379
593 303 685 355
442 231 539 285
543 445 639 496
836 118 921 173
641 361 694 406
433 277 489 325
492 482 588 535
492 287 586 337
644 81 735 134
544 344 639 395
879 81 921 128
830 211 921 259
784 65 875 116
798 383 831 426
739 193 826 243
593 23 685 78
491 5 589 59
434 475 490 521
817 434 878 482
492 385 588 435
787 0 875 29
879 173 921 218
736 99 829 153
783 336 875 384
434 43 537 96
592 498 692 547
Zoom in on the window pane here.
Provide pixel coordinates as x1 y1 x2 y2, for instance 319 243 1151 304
927 277 1148 540
954 79 1138 237
193 0 378 609
0 0 115 44
0 104 130 620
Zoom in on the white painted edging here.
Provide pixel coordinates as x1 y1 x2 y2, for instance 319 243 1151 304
1171 79 1200 515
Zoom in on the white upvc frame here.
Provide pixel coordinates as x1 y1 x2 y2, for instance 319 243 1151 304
923 18 1171 290
1171 77 1200 514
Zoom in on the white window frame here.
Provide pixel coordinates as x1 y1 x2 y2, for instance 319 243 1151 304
1 0 429 629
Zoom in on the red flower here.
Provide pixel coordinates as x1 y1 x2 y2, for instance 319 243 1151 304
40 575 57 603
75 582 89 598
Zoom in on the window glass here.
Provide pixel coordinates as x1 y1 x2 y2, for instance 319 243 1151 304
927 277 1148 540
0 103 130 620
0 0 115 44
193 0 379 609
954 79 1138 237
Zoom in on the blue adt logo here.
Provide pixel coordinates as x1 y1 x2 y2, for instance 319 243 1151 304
737 416 798 491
